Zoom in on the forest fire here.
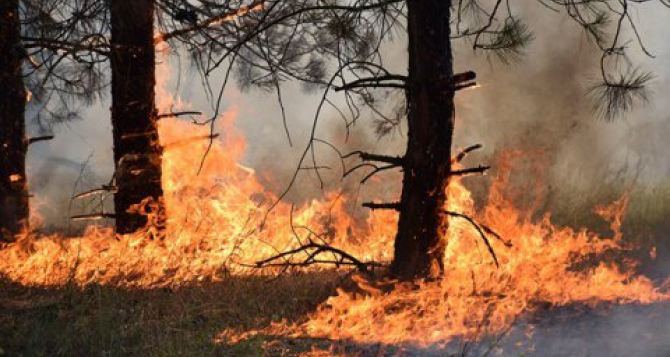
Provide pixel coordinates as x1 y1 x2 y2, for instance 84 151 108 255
3 1 670 355
1 58 667 351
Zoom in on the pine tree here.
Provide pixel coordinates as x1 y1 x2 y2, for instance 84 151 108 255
161 0 664 278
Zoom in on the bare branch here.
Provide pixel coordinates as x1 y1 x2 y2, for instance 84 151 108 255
156 111 203 119
26 135 55 145
70 213 116 221
450 165 491 177
453 144 483 163
362 201 400 211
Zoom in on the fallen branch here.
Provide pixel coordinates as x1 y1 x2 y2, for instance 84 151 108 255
251 241 381 272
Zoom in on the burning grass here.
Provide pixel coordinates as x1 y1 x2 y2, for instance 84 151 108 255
1 57 669 356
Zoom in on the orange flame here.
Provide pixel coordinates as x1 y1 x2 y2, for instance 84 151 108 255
0 53 667 349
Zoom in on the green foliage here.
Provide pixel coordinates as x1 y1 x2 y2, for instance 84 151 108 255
589 69 653 120
477 17 534 65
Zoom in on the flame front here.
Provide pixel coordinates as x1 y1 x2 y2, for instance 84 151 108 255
0 56 666 349
302 160 665 346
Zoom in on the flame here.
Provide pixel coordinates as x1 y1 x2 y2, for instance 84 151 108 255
295 154 667 347
0 52 395 287
0 50 667 350
9 174 22 183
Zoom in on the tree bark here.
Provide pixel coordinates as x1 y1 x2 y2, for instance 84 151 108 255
110 0 164 235
389 0 455 279
0 0 29 241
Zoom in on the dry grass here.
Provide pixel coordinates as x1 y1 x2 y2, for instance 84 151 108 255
0 271 345 356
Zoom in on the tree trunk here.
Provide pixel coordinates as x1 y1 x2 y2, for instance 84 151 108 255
389 0 455 279
0 0 29 241
110 0 164 235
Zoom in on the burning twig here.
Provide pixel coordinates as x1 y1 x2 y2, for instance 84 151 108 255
250 204 383 274
249 240 382 273
70 213 116 221
443 210 511 268
455 81 478 91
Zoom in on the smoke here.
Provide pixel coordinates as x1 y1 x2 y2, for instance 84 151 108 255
499 302 670 357
26 2 670 232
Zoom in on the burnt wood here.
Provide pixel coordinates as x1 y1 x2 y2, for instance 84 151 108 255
110 0 165 234
0 0 29 241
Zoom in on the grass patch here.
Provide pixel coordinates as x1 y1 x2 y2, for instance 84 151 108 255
0 272 343 356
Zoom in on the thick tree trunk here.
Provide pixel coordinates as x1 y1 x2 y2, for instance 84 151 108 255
110 0 164 235
389 0 455 279
0 0 29 241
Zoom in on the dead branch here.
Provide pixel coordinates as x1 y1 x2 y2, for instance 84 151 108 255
25 135 55 145
72 185 117 200
334 82 407 91
443 210 512 268
344 150 404 166
343 162 378 178
362 201 400 211
334 74 408 91
453 70 477 84
334 74 408 92
251 241 381 272
450 165 490 177
360 164 399 183
453 144 483 163
156 111 203 119
70 213 116 221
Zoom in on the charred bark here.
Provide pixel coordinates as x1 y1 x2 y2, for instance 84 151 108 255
0 0 28 241
389 0 456 279
110 0 164 235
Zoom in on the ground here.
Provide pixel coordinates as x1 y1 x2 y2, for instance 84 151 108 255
2 270 670 357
